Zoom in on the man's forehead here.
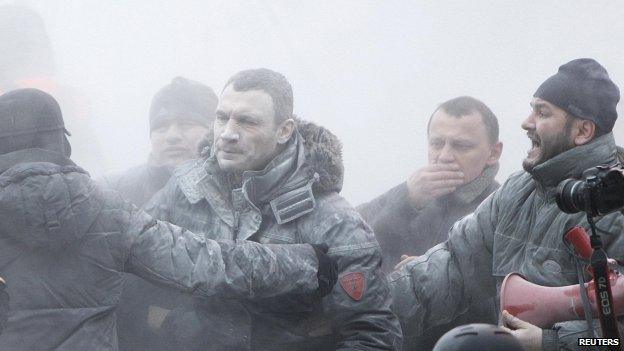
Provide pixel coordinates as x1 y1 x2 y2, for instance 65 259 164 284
530 97 555 110
428 110 488 139
217 85 274 115
430 110 484 127
154 116 205 126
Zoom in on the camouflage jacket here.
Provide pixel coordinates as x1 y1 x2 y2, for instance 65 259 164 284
0 148 321 350
390 133 624 351
145 120 403 350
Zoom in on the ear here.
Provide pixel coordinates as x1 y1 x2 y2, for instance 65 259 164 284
486 141 503 166
573 119 596 146
276 118 295 144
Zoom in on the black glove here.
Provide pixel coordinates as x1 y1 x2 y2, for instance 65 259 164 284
311 244 337 297
0 278 8 335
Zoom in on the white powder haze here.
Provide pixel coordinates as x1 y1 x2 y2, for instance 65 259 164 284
3 0 624 205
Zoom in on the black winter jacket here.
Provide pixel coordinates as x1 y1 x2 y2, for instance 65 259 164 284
0 148 322 351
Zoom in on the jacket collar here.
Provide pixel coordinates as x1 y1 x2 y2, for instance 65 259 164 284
146 153 174 181
530 132 617 189
451 162 499 204
206 130 315 205
178 130 318 227
0 148 75 174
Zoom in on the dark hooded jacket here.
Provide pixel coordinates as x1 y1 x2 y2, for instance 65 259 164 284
99 160 179 351
358 163 499 272
0 148 323 351
145 119 402 350
390 133 624 351
357 164 499 350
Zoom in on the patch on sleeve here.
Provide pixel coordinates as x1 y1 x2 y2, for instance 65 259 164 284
339 272 365 301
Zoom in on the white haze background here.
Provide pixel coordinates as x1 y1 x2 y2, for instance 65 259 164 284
3 0 624 205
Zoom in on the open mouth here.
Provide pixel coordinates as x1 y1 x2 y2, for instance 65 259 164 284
527 134 541 156
528 133 540 146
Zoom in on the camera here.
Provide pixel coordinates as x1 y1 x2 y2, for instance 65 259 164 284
556 163 624 217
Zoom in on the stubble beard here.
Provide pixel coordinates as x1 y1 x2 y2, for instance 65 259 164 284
523 120 575 173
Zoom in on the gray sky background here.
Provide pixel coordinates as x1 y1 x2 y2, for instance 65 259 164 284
4 0 624 205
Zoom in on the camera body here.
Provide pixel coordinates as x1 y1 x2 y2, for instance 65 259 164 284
556 163 624 217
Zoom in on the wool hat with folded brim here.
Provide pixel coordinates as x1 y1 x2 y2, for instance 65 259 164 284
534 58 620 133
0 88 71 155
149 76 218 131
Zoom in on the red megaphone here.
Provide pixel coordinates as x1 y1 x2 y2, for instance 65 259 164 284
500 272 624 328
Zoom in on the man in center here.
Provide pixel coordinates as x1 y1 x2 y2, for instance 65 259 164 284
145 68 402 350
358 96 503 273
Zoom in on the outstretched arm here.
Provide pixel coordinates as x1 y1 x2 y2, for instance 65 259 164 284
120 205 334 299
389 188 500 348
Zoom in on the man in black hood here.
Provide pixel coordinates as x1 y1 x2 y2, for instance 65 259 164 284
0 88 337 350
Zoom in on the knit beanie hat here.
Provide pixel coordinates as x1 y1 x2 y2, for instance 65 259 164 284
149 77 218 131
0 88 70 155
534 58 620 133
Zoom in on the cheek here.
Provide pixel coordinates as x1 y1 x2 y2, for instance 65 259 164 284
150 134 165 151
462 150 490 174
427 149 439 163
213 125 224 142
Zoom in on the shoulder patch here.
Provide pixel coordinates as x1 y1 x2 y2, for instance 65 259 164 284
270 178 316 224
339 272 365 301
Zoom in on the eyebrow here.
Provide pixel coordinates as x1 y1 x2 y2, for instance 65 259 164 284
530 101 552 112
429 137 474 144
215 111 262 124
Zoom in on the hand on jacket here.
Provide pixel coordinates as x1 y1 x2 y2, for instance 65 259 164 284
394 254 417 271
407 163 464 209
311 244 338 297
501 310 542 351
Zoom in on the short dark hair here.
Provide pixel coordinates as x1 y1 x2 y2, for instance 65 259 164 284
427 96 499 144
223 68 293 123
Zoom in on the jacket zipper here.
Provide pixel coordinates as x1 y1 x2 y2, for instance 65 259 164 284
233 210 240 233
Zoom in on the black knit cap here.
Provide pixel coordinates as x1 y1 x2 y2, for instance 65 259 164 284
0 88 70 155
149 77 218 131
534 58 620 133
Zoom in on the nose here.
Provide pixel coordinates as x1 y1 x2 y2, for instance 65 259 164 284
164 123 183 142
437 143 455 163
521 113 535 131
219 119 240 143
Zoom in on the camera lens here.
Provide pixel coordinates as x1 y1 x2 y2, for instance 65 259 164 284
556 179 587 214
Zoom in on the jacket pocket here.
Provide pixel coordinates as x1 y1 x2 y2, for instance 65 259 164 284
492 231 577 285
492 232 525 277
255 222 299 244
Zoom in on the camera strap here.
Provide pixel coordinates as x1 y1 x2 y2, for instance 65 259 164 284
575 257 597 338
565 226 598 338
588 215 622 349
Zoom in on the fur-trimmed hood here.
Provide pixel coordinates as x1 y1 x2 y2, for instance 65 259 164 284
198 117 344 194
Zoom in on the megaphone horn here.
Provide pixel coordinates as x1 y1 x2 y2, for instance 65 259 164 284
500 272 624 328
